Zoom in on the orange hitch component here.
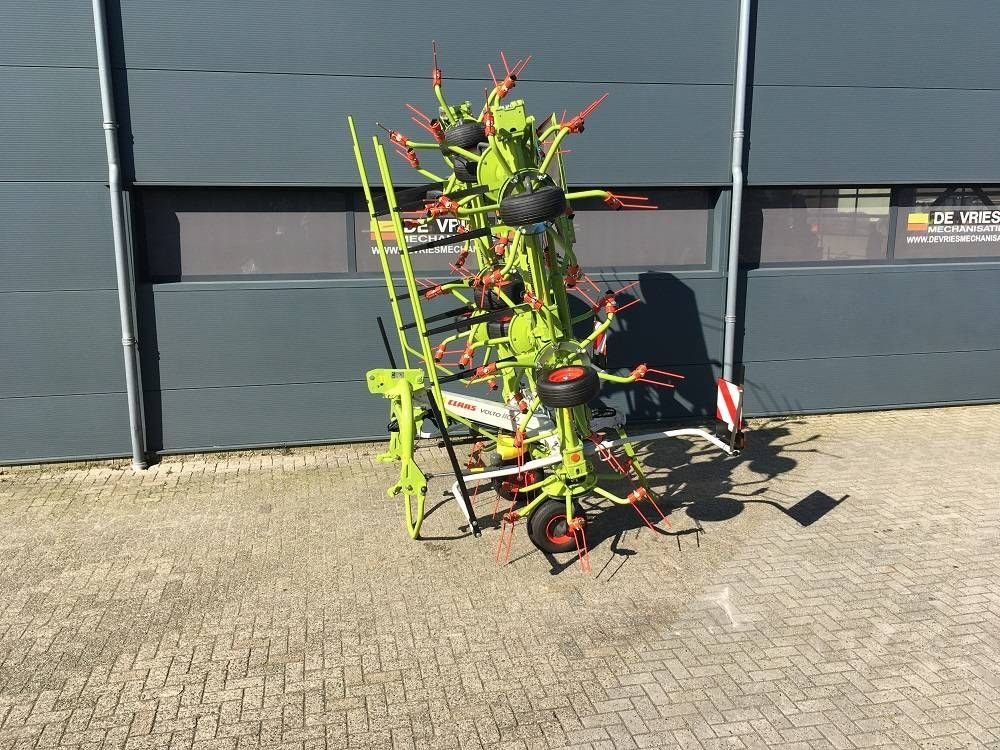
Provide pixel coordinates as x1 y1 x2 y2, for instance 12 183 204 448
483 108 496 136
603 191 657 210
433 342 448 362
424 284 444 299
454 248 470 269
431 40 443 87
402 148 420 169
476 362 498 379
627 486 648 504
631 363 649 380
491 51 532 101
466 441 486 469
560 92 609 134
406 103 445 143
493 232 512 257
487 378 498 391
523 291 544 311
425 194 460 218
565 264 582 288
513 429 526 448
458 344 475 368
513 391 528 413
377 122 409 148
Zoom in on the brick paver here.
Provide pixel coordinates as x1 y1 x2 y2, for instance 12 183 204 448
1 406 998 750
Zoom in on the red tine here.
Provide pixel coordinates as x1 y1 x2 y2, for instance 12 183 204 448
406 103 431 123
638 378 676 389
612 280 640 297
488 63 499 89
573 525 591 573
580 92 609 119
573 286 600 308
647 368 685 380
499 50 511 76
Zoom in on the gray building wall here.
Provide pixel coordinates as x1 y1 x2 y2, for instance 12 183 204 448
118 0 739 454
741 0 1000 415
0 2 131 461
1 0 998 462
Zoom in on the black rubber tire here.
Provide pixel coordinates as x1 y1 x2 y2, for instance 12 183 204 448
485 273 525 310
443 120 487 150
536 365 601 408
499 186 566 226
493 467 543 503
452 156 478 183
528 498 585 554
486 315 511 339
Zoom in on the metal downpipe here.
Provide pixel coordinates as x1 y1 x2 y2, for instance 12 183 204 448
91 0 147 469
722 0 753 383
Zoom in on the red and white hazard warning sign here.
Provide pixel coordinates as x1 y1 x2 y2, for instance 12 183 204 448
716 378 744 430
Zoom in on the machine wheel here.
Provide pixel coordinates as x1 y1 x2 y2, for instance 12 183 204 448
443 120 487 150
528 498 584 554
499 186 566 226
485 273 525 309
452 156 478 183
536 365 601 408
486 314 512 339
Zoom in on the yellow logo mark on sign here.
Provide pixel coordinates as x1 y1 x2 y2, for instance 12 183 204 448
370 220 396 242
906 212 929 231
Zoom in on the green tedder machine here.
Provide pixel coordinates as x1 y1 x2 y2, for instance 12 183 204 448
349 46 745 570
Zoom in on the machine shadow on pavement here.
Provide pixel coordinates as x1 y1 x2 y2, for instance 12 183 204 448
422 419 845 576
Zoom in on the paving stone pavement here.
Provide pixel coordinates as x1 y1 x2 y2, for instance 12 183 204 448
1 405 999 750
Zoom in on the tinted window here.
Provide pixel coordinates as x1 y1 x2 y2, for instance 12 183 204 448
354 188 714 273
138 188 349 281
742 187 890 265
570 189 713 269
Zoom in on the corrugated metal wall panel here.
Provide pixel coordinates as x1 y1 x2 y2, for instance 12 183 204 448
0 67 106 182
0 291 125 399
138 285 403 389
115 0 737 84
747 86 1000 185
741 267 1000 414
744 350 1000 416
139 274 727 451
124 71 732 185
0 183 117 292
0 7 129 464
146 380 386 451
742 267 1000 361
0 0 98 67
748 0 1000 185
754 0 1000 89
0 393 130 463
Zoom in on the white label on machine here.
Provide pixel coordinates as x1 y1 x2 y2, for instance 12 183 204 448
716 378 744 430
